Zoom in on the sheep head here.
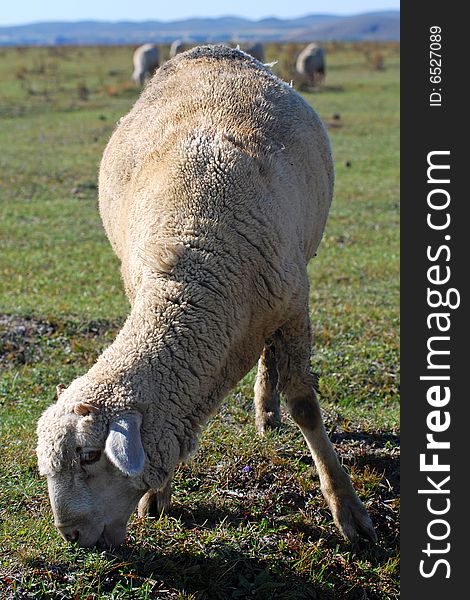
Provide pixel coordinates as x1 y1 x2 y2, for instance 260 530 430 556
36 377 148 547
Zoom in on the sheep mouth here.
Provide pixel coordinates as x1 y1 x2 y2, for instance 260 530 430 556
97 523 127 548
97 528 110 548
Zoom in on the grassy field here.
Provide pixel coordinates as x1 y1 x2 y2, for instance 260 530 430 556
0 42 399 599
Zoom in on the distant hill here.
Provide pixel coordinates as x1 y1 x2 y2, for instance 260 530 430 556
0 12 399 46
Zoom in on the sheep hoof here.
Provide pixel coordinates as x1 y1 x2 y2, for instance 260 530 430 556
138 484 172 518
328 491 377 543
256 411 281 435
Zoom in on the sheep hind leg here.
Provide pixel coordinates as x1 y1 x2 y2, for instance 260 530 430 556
253 343 281 434
274 314 377 543
137 480 172 518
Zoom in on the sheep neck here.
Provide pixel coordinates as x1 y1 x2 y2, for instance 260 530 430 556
88 277 236 414
83 276 251 489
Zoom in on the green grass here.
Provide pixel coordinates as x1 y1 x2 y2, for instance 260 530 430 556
0 42 399 599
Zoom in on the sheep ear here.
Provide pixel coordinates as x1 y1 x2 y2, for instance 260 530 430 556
74 402 100 416
56 384 66 399
105 413 145 477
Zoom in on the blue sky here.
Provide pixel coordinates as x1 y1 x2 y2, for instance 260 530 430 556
1 1 399 27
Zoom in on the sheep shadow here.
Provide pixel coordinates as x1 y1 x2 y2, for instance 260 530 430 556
331 430 400 488
25 493 396 600
25 541 393 600
128 495 395 596
331 430 399 446
26 550 320 599
114 546 321 599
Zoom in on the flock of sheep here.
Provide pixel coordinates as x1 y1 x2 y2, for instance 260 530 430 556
36 43 376 549
132 41 326 86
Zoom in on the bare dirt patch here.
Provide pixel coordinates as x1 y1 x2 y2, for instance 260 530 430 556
0 314 56 366
0 314 123 367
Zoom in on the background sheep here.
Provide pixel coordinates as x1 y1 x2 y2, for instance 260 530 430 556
296 42 326 86
37 44 376 548
169 39 185 57
244 42 265 62
132 43 159 85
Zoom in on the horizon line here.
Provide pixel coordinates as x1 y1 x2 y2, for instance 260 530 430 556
0 9 400 29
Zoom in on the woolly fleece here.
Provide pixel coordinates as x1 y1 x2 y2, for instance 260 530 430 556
37 44 334 497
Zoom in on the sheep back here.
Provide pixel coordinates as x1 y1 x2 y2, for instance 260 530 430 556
101 45 333 305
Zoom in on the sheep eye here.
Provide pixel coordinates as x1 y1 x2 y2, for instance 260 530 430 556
79 450 101 465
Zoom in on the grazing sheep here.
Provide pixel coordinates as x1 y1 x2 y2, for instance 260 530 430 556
37 45 376 548
132 43 159 85
296 43 326 86
169 39 185 57
244 42 265 63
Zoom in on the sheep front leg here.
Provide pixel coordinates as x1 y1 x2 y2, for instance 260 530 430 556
287 393 376 542
138 480 172 518
254 344 281 434
275 313 377 543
